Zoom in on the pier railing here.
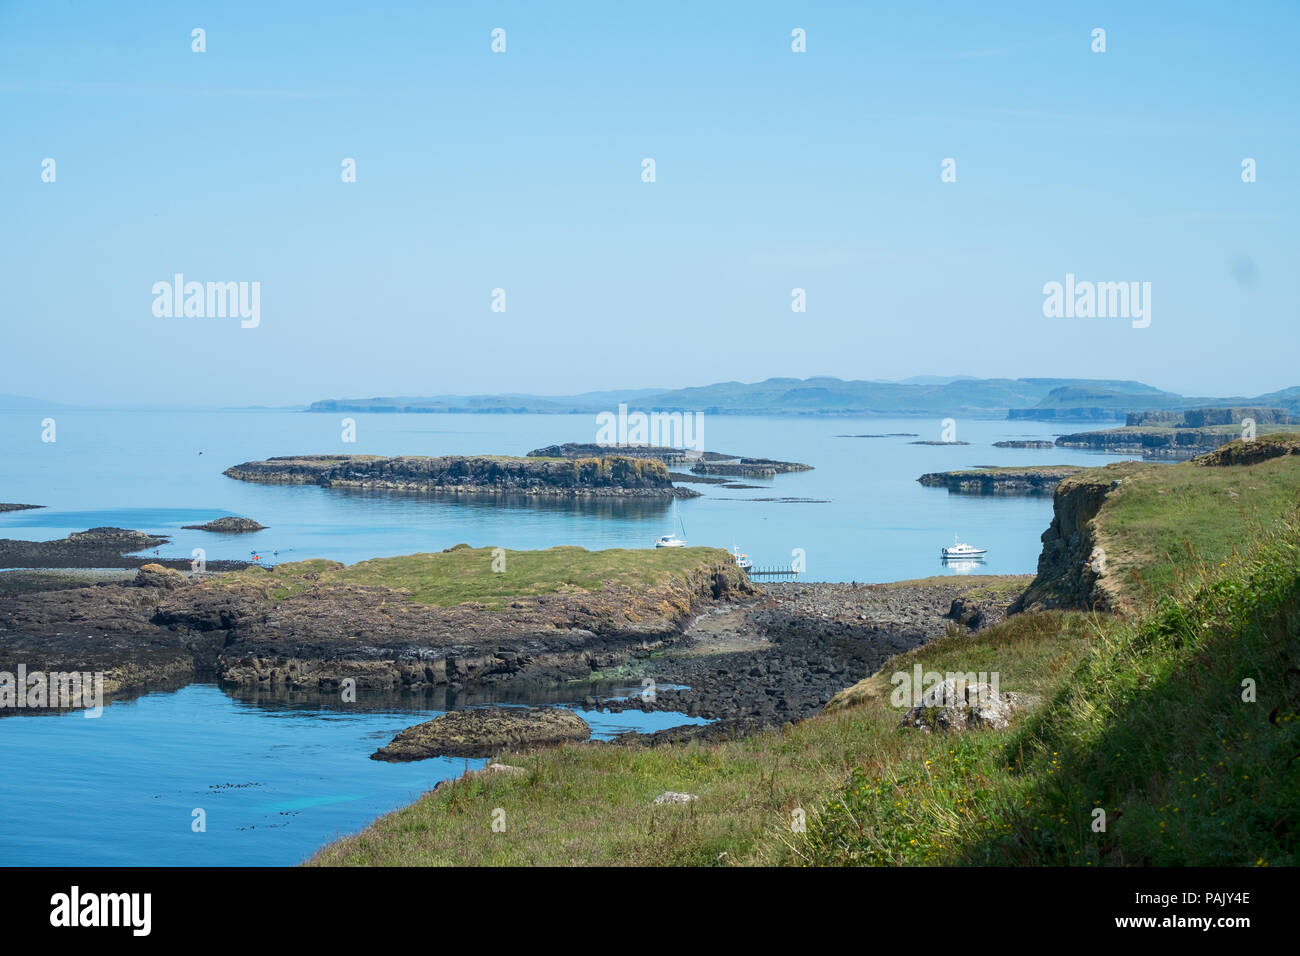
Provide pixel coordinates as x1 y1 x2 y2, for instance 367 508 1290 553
744 566 803 579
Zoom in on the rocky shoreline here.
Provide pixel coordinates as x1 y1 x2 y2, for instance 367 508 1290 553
578 577 1027 739
0 528 1026 745
0 527 249 572
0 543 756 710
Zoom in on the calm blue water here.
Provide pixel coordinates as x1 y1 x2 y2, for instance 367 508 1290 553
0 684 707 866
0 408 1135 865
0 409 1136 580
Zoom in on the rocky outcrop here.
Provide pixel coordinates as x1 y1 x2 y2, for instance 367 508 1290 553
992 440 1054 449
0 503 43 513
2 542 757 700
1008 464 1144 614
600 578 1026 725
133 563 187 589
528 444 813 476
690 462 776 478
371 707 590 760
224 454 698 498
1183 407 1288 427
1125 410 1184 426
1193 434 1300 467
1055 427 1235 459
0 527 169 570
899 679 1040 732
182 517 266 533
529 443 722 463
918 467 1082 495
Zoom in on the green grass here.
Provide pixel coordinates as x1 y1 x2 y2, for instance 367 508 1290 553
305 596 1097 867
337 545 726 607
808 515 1300 866
303 453 1300 867
1090 454 1300 608
308 517 1300 867
208 546 732 609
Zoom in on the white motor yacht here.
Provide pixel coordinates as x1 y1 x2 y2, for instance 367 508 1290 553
941 535 987 559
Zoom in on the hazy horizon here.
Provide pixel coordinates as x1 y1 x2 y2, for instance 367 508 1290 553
4 1 1297 405
2 369 1294 412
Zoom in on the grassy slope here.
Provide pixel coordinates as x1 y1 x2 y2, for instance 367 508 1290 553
306 586 1090 867
206 546 732 609
307 457 1300 867
1093 454 1300 608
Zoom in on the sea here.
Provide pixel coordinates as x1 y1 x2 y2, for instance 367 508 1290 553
0 408 1135 865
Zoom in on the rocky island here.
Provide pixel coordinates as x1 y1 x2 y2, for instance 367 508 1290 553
0 545 755 708
527 443 812 479
917 466 1084 495
182 516 267 533
372 707 591 760
1055 408 1298 460
224 454 700 499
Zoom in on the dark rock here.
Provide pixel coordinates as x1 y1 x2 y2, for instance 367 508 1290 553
133 563 188 590
181 516 266 533
371 707 590 760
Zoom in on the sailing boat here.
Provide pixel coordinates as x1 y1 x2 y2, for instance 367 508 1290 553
653 500 688 548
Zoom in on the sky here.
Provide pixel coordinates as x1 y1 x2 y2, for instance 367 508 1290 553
2 1 1297 406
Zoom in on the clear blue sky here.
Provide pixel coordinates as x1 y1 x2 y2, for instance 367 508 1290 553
3 1 1297 406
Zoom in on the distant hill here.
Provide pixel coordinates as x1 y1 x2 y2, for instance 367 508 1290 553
1009 383 1300 422
308 376 1250 418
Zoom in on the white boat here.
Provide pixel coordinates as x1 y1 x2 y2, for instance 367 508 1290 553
731 545 753 570
654 500 688 548
941 535 987 559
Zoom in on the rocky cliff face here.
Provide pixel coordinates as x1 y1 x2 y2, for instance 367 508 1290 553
224 454 698 498
1008 464 1144 614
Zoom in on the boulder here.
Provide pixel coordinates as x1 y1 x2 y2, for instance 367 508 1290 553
945 597 985 630
652 791 698 805
900 679 1039 733
133 563 188 590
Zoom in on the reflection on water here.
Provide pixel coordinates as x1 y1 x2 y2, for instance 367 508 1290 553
323 485 678 520
942 558 987 575
0 681 707 867
223 677 650 715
